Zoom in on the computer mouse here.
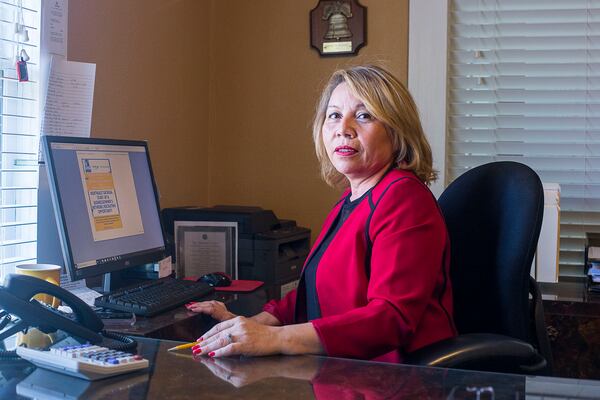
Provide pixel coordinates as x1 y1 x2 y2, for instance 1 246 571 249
198 272 232 287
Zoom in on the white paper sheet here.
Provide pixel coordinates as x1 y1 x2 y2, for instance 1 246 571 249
589 246 600 261
159 256 173 278
42 57 96 137
42 0 68 57
59 273 101 307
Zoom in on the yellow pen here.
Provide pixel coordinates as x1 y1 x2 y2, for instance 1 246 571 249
166 341 200 352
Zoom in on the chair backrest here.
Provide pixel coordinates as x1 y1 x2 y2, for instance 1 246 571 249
438 161 544 343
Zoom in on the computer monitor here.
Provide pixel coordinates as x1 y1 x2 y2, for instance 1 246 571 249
41 135 167 283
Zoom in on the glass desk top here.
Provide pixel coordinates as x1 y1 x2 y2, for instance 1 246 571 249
4 337 600 400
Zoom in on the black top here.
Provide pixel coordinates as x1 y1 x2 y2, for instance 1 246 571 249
304 193 365 321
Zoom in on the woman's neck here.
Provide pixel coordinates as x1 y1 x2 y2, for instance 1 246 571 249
348 163 393 201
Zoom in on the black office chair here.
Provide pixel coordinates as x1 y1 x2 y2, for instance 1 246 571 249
406 161 554 375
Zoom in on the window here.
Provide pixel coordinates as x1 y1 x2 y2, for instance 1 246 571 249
0 0 40 278
447 0 600 279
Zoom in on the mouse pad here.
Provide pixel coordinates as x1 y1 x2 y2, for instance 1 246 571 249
184 277 263 292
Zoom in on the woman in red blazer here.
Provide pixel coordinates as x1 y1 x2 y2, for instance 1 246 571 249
186 65 456 362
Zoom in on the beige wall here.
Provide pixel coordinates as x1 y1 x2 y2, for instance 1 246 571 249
68 0 213 207
68 0 408 237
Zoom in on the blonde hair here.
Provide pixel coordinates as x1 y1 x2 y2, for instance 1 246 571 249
312 65 437 188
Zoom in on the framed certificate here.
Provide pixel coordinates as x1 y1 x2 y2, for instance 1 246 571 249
174 221 238 279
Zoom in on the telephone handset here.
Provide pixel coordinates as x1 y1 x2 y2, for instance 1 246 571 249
0 274 104 345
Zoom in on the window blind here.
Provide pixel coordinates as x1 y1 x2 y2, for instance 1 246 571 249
0 0 40 279
449 0 600 278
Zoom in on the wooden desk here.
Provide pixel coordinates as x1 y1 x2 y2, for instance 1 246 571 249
8 337 600 399
102 290 267 342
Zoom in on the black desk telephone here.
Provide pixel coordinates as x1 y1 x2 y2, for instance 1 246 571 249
0 274 135 358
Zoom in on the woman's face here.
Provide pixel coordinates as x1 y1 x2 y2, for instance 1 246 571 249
322 83 394 186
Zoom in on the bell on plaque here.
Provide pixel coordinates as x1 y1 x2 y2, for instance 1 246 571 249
323 1 353 41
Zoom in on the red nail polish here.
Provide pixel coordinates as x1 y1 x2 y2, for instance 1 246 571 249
192 348 202 355
197 337 203 342
208 351 215 357
192 345 200 351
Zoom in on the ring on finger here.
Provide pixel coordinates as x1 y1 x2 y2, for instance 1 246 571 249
227 333 234 344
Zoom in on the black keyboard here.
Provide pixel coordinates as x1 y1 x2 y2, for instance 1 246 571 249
94 277 214 317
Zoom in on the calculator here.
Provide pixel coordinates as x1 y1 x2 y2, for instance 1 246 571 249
16 343 149 380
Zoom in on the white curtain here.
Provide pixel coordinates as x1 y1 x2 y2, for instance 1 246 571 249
0 0 40 277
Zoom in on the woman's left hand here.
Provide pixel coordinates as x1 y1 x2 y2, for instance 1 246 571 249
199 354 321 387
194 316 282 357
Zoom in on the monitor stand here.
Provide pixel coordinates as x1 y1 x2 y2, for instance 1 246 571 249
96 272 123 295
102 273 113 293
99 266 160 294
98 271 133 294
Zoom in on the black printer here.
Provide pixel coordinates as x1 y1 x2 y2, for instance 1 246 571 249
161 205 311 300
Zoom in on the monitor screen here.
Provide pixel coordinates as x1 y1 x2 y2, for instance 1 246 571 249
42 135 166 281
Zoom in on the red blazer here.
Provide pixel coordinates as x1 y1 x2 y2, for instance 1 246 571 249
263 169 456 362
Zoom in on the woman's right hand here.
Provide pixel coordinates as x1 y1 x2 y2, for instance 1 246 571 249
185 300 236 322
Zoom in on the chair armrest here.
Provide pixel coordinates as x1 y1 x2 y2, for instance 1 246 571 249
405 333 546 374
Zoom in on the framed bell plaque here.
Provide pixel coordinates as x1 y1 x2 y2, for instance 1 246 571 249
310 0 366 56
